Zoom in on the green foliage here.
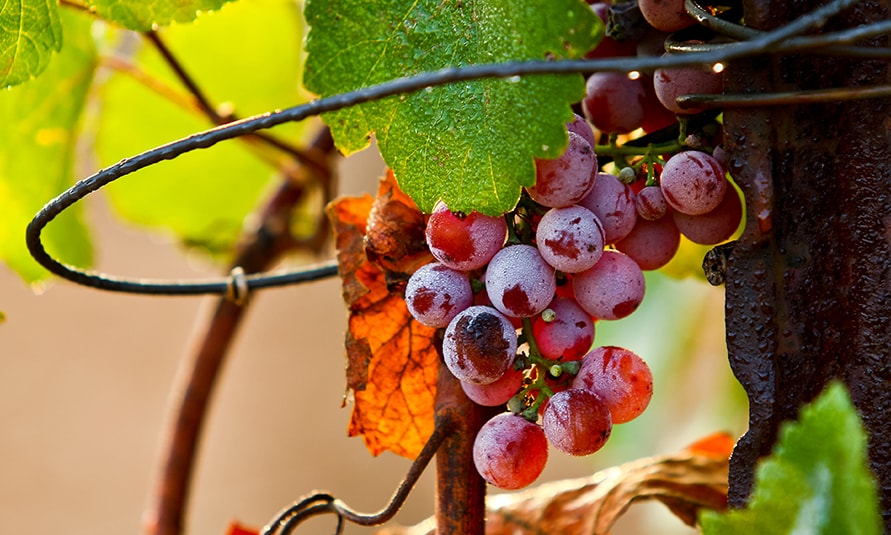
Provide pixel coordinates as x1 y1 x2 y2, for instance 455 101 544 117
0 0 62 87
0 8 94 283
83 0 237 32
304 0 601 215
700 381 882 535
96 0 309 256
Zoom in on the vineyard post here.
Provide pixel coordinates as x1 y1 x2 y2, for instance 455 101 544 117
722 0 890 529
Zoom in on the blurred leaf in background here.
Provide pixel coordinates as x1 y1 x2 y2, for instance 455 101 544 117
83 0 236 31
0 8 95 283
95 0 311 258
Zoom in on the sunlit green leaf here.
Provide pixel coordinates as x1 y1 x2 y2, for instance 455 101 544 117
700 382 882 535
84 0 237 32
0 8 94 283
304 0 601 215
96 0 309 257
0 0 62 87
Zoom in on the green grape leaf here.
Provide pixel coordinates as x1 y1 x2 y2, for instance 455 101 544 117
84 0 237 32
0 0 62 87
304 0 601 215
96 0 309 257
700 382 882 535
0 8 94 283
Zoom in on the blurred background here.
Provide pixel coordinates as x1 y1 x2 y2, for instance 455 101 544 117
0 1 747 533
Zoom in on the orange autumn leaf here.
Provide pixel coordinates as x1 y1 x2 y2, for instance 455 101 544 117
327 172 439 459
376 436 730 535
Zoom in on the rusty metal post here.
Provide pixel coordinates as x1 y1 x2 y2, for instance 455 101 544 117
722 0 891 529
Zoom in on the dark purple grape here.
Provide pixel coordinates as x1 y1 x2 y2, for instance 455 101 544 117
443 306 517 385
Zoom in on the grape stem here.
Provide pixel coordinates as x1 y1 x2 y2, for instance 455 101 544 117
594 139 683 160
517 317 584 420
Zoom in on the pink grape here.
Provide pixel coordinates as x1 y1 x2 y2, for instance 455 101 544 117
405 262 472 328
485 245 556 318
461 367 525 407
532 297 596 361
535 205 605 273
572 346 653 424
578 173 638 244
582 72 648 134
654 59 724 115
443 306 517 385
425 201 507 271
542 388 612 455
636 186 669 221
673 185 743 245
572 250 645 320
638 0 695 32
528 131 597 208
614 215 681 270
660 151 728 215
473 413 548 489
566 113 596 151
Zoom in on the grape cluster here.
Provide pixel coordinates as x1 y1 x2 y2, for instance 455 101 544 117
402 3 742 490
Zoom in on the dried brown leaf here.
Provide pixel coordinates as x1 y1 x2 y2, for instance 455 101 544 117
376 432 733 534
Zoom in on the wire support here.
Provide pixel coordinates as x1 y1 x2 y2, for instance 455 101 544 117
27 0 880 296
260 415 456 535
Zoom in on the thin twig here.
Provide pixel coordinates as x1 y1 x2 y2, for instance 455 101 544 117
143 128 337 535
260 413 458 535
144 31 330 175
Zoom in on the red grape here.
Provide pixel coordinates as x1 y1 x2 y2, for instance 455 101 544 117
473 413 548 489
582 72 648 134
405 262 472 328
654 59 724 115
672 183 742 245
567 113 596 151
485 245 556 318
638 0 695 32
636 185 669 221
572 346 653 424
578 172 638 244
426 201 507 271
532 296 596 361
614 214 681 270
542 388 612 455
443 306 517 385
461 367 525 407
572 250 645 320
535 205 605 273
660 151 728 215
529 131 597 208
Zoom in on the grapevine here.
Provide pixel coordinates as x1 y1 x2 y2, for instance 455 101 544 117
9 0 890 533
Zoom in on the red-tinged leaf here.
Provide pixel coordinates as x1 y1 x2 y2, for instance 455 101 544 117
686 431 736 459
375 439 730 535
327 174 439 459
225 521 259 535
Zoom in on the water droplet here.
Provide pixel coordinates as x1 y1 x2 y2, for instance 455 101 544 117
507 75 521 83
542 145 549 151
